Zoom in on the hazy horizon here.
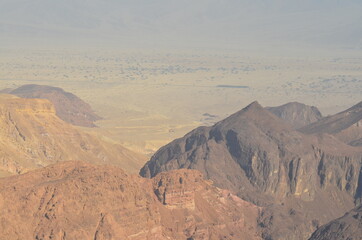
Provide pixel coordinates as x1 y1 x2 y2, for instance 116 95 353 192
1 0 362 54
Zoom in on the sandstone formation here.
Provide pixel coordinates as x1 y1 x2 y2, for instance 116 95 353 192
0 161 261 240
309 205 362 240
140 101 362 239
9 84 101 127
300 101 362 146
0 94 146 174
266 102 323 129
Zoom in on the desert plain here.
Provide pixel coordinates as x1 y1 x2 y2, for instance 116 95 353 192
1 47 361 155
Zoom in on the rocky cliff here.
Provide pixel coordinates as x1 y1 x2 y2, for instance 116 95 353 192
0 161 260 240
0 94 145 174
9 84 101 127
140 101 362 239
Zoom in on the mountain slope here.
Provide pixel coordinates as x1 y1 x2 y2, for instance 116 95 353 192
300 101 362 146
266 102 323 129
140 101 362 239
309 205 362 240
0 161 260 240
0 94 145 174
9 84 101 127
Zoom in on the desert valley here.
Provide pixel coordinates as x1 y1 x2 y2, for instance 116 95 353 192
0 80 360 239
1 0 362 239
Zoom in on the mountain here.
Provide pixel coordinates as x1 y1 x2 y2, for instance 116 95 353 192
300 101 362 146
140 101 362 239
266 102 323 129
9 84 101 127
0 94 145 174
0 161 260 240
309 205 362 240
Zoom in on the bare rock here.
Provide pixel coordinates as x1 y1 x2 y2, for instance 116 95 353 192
140 101 362 239
300 101 362 146
0 161 261 240
266 102 322 129
0 94 146 174
9 84 101 127
309 205 362 240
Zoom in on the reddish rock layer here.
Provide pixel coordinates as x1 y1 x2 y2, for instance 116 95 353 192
0 161 260 240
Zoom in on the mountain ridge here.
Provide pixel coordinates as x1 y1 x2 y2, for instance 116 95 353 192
140 101 362 239
8 84 101 128
266 102 323 129
300 101 362 146
0 94 145 175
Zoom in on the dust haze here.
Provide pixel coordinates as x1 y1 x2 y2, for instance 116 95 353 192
1 1 362 239
1 0 361 154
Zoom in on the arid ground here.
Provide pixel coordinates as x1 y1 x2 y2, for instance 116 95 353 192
1 48 361 155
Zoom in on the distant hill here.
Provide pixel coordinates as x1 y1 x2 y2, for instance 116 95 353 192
9 84 101 127
300 101 362 146
0 161 260 240
140 101 362 239
266 102 323 129
0 94 145 174
309 205 362 240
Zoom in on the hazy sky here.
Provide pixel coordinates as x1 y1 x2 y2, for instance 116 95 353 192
1 0 361 51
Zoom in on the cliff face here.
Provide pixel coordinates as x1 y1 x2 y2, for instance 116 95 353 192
309 205 362 240
0 161 260 240
9 84 101 127
0 95 146 174
300 101 362 146
140 101 362 239
266 102 323 129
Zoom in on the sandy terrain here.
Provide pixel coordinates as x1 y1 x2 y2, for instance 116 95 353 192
1 48 361 154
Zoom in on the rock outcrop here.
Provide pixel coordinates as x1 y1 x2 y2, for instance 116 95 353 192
0 94 146 174
300 101 362 146
0 161 261 240
266 102 323 129
9 84 101 127
140 101 362 239
309 205 362 240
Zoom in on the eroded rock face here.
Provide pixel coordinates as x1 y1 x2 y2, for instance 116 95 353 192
0 95 146 174
266 102 323 129
300 101 362 146
9 84 101 127
0 161 261 240
309 205 362 240
140 101 362 239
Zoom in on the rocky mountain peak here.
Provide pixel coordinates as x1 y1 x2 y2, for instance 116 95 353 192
266 102 323 129
140 101 362 239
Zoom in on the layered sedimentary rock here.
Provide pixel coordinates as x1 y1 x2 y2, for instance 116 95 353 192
266 102 323 129
9 84 101 127
0 161 260 240
0 94 145 174
140 101 362 239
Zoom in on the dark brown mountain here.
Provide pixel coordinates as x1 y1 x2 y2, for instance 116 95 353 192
300 101 362 146
9 84 101 127
266 102 323 129
0 161 260 240
309 205 362 240
140 101 362 239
